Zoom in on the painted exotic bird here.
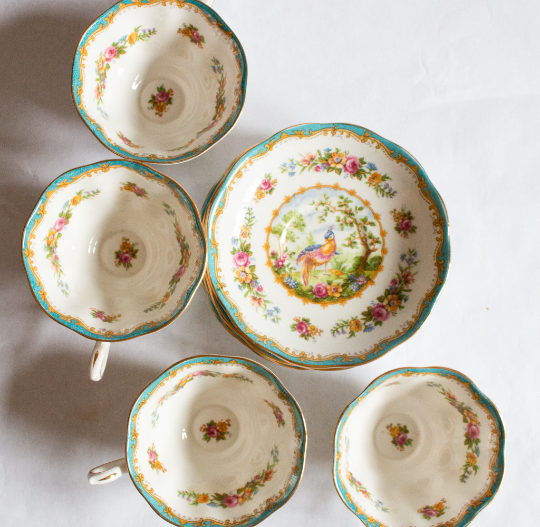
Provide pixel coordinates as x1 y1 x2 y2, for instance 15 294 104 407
296 226 339 286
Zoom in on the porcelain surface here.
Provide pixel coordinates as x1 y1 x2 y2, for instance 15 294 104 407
22 160 206 342
333 367 505 527
203 123 450 369
72 0 247 164
90 355 306 527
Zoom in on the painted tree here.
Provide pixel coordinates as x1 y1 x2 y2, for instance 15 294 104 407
271 210 306 258
310 193 382 272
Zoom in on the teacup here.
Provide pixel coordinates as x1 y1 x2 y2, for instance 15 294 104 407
22 160 206 380
88 355 307 526
72 0 247 164
333 367 505 527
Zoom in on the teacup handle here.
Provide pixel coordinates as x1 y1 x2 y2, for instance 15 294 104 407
89 341 111 382
88 459 128 485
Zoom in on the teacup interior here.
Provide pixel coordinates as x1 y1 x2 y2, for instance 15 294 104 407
78 2 244 160
28 163 204 338
129 361 303 523
339 373 500 526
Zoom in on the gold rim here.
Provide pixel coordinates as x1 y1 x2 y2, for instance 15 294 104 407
21 159 207 343
71 0 248 165
123 353 308 527
332 366 505 527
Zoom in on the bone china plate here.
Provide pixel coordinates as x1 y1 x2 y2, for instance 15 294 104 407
204 123 450 369
333 367 505 526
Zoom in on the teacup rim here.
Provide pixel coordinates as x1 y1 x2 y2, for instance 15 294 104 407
71 0 248 165
203 122 452 369
21 158 207 342
124 353 308 527
332 365 506 527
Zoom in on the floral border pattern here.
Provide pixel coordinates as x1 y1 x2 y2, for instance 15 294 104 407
117 131 143 148
427 382 481 483
345 467 389 513
144 203 191 313
178 446 279 509
95 26 156 105
151 370 253 427
121 181 149 198
90 308 121 323
44 189 100 296
147 443 167 473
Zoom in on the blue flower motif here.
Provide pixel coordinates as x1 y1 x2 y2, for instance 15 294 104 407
284 276 299 289
389 284 397 294
404 295 409 303
405 257 415 266
231 236 239 245
400 253 407 261
266 309 274 317
324 148 332 153
363 324 374 333
350 282 360 292
412 250 418 258
348 274 358 282
367 162 377 171
274 306 281 314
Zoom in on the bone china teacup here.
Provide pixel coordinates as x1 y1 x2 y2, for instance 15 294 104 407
72 0 247 164
22 160 206 380
88 355 307 526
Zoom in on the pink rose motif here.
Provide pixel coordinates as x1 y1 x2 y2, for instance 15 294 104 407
175 265 186 280
390 278 398 286
155 90 170 103
400 218 412 232
259 178 272 191
467 422 480 440
119 252 132 264
270 251 277 257
103 46 117 61
53 217 67 232
206 425 218 438
275 260 284 269
148 450 156 464
256 285 264 292
396 432 408 446
223 495 239 508
233 251 250 267
296 321 309 334
275 409 283 422
371 303 391 321
192 371 207 377
423 509 437 518
134 186 144 196
343 155 360 174
95 312 106 321
313 283 328 298
192 30 202 44
314 165 322 172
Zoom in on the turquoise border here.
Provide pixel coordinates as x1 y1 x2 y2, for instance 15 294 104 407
333 367 505 527
126 355 307 527
21 159 206 342
72 0 248 164
204 123 451 368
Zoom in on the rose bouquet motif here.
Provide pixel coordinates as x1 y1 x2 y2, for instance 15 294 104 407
386 423 413 451
178 446 279 509
147 443 167 473
114 237 138 270
178 23 205 48
290 317 323 342
120 181 149 199
90 308 121 324
200 419 231 442
254 174 277 202
418 499 447 520
148 85 174 117
264 399 286 428
390 207 417 238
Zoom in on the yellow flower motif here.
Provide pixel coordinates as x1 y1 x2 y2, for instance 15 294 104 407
216 421 229 432
236 266 252 284
349 318 362 333
238 488 253 503
389 425 400 438
368 172 382 185
71 195 82 206
384 294 401 312
308 325 318 335
127 32 138 45
255 188 265 201
467 452 477 466
433 500 445 512
120 240 132 252
46 230 57 246
97 57 105 73
162 291 171 303
239 225 250 239
328 283 342 298
155 102 166 114
328 152 347 169
464 410 477 424
196 494 209 504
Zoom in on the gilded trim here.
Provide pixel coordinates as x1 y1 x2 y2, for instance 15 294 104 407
204 123 451 369
21 159 207 342
71 0 248 164
332 367 505 527
125 355 307 527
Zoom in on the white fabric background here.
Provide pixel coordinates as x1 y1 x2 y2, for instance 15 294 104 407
1 0 538 525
